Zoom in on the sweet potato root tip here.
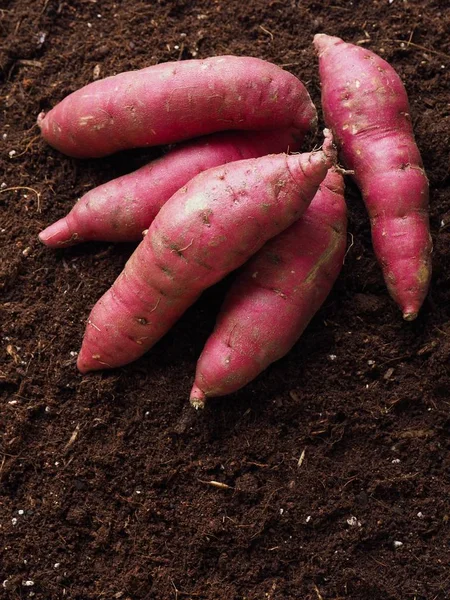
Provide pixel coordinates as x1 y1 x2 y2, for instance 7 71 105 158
313 33 341 54
37 111 46 127
39 218 74 246
403 311 418 322
190 385 206 410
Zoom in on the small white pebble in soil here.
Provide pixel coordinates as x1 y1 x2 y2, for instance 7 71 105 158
22 247 32 257
1 182 6 188
69 351 78 357
54 563 60 568
87 22 92 28
11 518 17 526
174 45 179 50
441 65 445 69
135 490 142 495
2 133 7 140
305 515 312 523
368 360 375 365
45 406 51 413
8 150 16 158
392 458 401 464
417 512 424 518
393 540 403 548
329 354 337 361
22 580 34 587
97 13 102 17
17 510 24 515
8 400 18 405
279 508 284 515
2 580 8 589
441 220 446 228
55 462 59 466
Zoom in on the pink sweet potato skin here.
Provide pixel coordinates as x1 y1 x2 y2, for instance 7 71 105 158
190 170 347 407
37 56 317 158
38 128 302 247
314 34 432 320
76 133 335 373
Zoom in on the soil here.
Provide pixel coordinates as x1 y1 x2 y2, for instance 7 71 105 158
1 1 450 599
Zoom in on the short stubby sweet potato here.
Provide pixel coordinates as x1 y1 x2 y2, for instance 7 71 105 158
76 131 335 373
314 34 432 320
38 129 302 246
38 56 317 158
190 169 347 408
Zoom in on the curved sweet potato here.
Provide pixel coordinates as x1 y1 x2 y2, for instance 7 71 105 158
314 34 431 320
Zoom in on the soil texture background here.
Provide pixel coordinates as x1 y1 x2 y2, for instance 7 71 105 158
1 1 450 599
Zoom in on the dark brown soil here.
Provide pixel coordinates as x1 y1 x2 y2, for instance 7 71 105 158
1 1 450 599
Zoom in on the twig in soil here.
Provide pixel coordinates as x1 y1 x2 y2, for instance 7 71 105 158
10 135 41 158
0 455 5 483
64 423 80 452
0 186 42 212
170 580 204 598
198 479 234 490
329 5 351 10
313 584 324 600
388 39 450 59
343 232 354 264
297 448 306 468
379 353 411 366
16 59 43 68
259 25 274 41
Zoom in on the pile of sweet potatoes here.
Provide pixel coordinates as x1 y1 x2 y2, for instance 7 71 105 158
37 37 432 407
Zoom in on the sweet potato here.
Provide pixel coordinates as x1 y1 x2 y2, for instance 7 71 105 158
189 169 347 408
37 56 317 158
314 34 432 320
76 131 335 373
38 129 302 246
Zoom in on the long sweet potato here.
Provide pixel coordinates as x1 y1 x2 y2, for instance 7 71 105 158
38 129 302 246
190 169 347 408
38 56 317 158
314 34 432 320
76 131 335 373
